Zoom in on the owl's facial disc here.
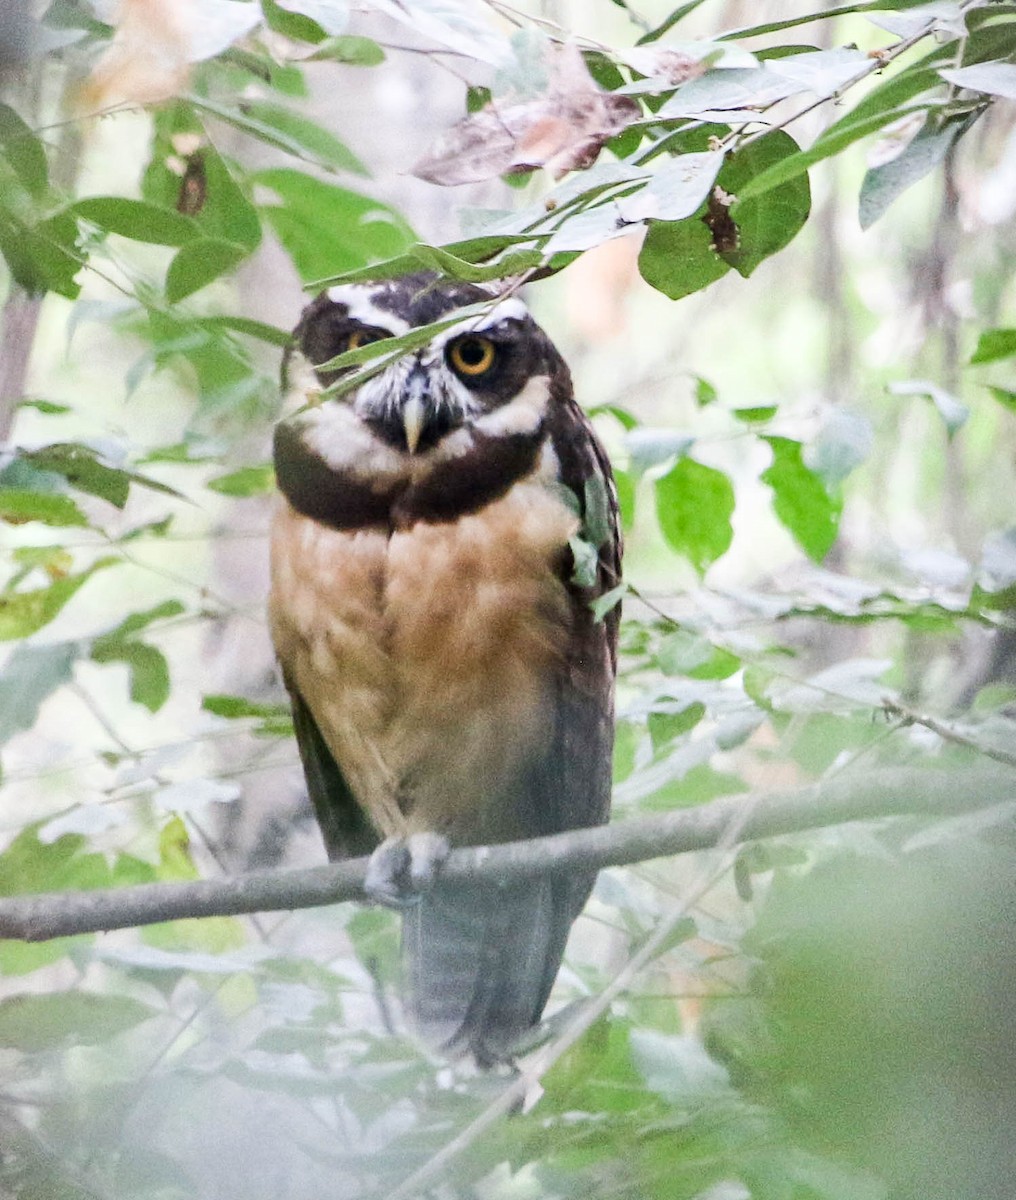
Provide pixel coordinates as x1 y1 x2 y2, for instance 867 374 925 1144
290 278 563 456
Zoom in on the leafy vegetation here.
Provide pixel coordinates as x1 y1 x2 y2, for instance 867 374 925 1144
1 1 1014 1198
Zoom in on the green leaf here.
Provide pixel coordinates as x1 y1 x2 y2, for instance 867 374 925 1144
17 398 71 415
590 582 626 624
657 629 740 679
761 436 842 562
736 103 937 204
970 328 1016 364
192 315 293 346
639 130 810 296
202 692 293 735
207 463 275 496
733 405 777 423
655 456 735 574
0 102 48 196
724 129 813 277
142 106 262 251
190 96 366 175
613 468 636 532
165 238 248 302
306 34 385 65
89 601 184 712
22 443 130 508
98 599 186 642
987 386 1016 413
648 701 706 752
203 693 289 720
0 559 118 641
0 642 78 747
0 208 82 298
71 197 199 246
0 489 88 527
693 376 718 407
90 641 169 712
255 167 415 283
0 992 156 1051
639 209 728 300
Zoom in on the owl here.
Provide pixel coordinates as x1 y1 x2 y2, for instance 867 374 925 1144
269 274 621 1065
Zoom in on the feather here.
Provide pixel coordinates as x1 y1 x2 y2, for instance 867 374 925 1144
270 276 620 1063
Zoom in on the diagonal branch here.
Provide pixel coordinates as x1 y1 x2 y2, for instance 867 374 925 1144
0 765 1011 942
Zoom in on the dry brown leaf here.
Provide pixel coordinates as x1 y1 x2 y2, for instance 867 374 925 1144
412 42 640 186
77 0 193 110
76 0 260 112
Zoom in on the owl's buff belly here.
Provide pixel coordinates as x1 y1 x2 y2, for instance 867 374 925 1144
269 483 579 841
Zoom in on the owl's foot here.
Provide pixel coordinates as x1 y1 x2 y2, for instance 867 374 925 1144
364 832 451 908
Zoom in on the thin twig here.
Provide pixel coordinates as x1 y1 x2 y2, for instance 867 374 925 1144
882 698 1016 770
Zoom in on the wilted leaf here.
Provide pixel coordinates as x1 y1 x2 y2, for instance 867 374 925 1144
153 778 241 812
370 0 508 66
859 115 968 229
659 66 804 118
626 428 696 473
0 642 78 746
655 456 735 574
412 41 640 184
888 379 969 437
616 151 724 222
807 408 874 487
761 436 841 562
940 61 1016 100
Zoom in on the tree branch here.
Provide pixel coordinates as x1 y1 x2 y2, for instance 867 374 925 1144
0 766 1011 942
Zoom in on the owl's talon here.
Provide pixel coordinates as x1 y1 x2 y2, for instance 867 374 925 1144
364 833 450 909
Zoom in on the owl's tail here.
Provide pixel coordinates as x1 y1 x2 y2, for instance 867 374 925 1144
401 875 584 1065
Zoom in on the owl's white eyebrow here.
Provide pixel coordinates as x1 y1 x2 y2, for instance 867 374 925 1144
470 297 529 330
326 284 411 335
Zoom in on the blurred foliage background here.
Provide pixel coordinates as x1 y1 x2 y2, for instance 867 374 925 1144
0 1 1014 1197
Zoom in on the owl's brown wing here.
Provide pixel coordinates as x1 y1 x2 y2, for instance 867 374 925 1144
287 683 378 861
405 386 621 1063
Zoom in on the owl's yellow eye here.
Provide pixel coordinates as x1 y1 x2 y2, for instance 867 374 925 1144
448 336 496 377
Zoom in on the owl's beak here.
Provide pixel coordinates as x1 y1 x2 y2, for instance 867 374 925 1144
402 396 425 454
401 362 430 455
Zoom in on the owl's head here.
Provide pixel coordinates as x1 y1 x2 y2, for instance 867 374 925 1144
284 274 566 455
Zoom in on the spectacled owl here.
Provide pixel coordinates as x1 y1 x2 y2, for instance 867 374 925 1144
269 274 621 1065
